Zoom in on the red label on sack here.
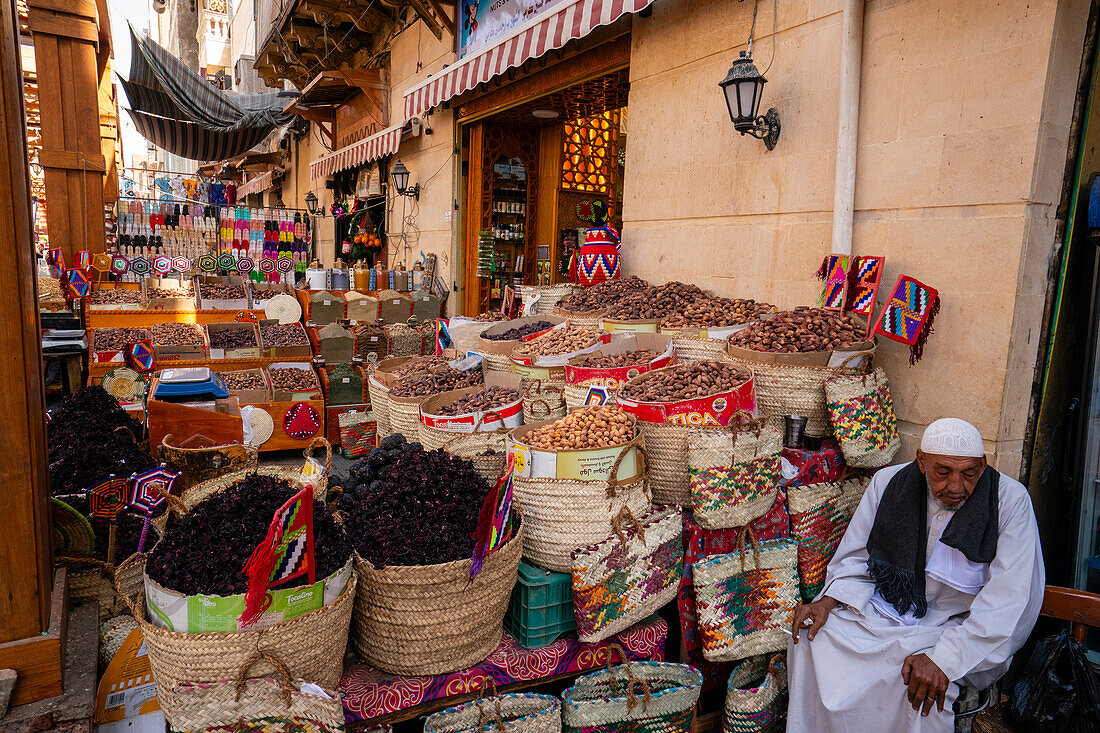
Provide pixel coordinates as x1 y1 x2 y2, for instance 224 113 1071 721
420 399 523 429
564 352 675 388
617 377 756 426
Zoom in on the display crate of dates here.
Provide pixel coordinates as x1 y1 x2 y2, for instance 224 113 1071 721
218 368 272 403
553 276 650 328
267 364 322 401
387 357 484 441
418 372 523 449
150 322 207 361
143 277 196 310
206 322 261 359
724 306 874 437
90 327 151 362
88 284 144 310
258 319 312 358
477 315 564 373
563 333 676 410
617 360 756 505
600 281 709 333
196 276 250 310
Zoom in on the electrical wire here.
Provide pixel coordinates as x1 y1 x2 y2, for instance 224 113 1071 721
747 0 777 76
762 0 777 76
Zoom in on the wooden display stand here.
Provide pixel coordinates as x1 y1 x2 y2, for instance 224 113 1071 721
88 356 313 385
241 399 326 452
85 308 268 329
146 391 245 458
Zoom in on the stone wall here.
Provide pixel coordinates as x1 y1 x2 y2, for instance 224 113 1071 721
623 0 1089 476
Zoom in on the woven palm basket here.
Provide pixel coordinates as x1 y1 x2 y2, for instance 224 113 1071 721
439 431 510 485
366 373 393 439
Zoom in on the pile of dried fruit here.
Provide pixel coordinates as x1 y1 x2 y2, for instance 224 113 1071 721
727 307 865 353
389 355 450 379
200 283 248 301
482 320 554 341
556 276 649 313
93 327 149 351
603 281 708 320
221 370 266 390
147 282 194 299
260 322 309 347
520 406 634 450
268 367 319 393
146 472 351 595
435 386 521 415
514 325 601 357
334 434 490 567
390 365 483 398
46 386 153 495
619 361 750 402
661 297 776 328
208 326 257 350
572 349 660 369
90 288 143 306
473 311 511 322
151 322 205 346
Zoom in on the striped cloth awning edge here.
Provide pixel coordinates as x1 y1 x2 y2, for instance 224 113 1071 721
309 123 404 181
402 0 656 120
238 170 274 198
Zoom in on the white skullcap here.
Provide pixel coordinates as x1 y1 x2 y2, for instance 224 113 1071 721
920 418 985 458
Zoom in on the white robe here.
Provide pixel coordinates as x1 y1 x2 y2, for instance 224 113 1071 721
786 463 1045 733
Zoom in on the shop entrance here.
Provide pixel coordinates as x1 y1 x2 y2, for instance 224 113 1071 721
457 39 630 315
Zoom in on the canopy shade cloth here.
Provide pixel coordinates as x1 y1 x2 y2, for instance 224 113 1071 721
237 171 275 198
309 123 403 181
123 25 295 161
402 0 657 120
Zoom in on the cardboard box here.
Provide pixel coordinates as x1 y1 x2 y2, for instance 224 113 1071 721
197 275 251 311
258 319 313 358
143 276 196 310
565 333 675 389
724 340 875 368
88 282 144 310
251 281 294 310
217 367 272 404
268 362 322 401
89 327 151 363
420 372 523 433
616 363 757 427
206 322 262 359
507 415 645 483
150 323 208 361
478 315 565 356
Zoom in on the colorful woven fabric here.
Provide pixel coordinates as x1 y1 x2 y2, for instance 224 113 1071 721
874 274 941 364
724 654 787 733
688 423 783 530
821 255 849 311
561 661 701 733
848 255 884 315
787 478 867 601
825 368 901 468
572 505 683 643
692 536 799 662
780 443 844 486
338 411 376 457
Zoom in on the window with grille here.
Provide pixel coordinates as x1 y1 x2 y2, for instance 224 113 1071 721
561 109 620 195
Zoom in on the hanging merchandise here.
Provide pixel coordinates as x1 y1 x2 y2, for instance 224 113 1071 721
813 254 849 311
873 274 940 364
845 255 885 323
824 356 901 468
688 413 783 530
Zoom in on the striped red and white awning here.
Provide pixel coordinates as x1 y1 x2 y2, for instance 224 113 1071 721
310 123 403 181
402 0 656 120
237 170 274 198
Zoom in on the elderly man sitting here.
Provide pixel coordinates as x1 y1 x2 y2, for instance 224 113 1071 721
786 418 1045 732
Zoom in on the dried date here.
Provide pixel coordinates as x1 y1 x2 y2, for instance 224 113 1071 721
618 361 750 402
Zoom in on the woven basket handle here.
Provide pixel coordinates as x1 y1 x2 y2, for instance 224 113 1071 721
611 505 646 547
528 398 553 419
524 379 543 398
235 649 294 707
148 479 189 517
603 642 653 712
112 552 148 620
114 424 141 444
303 436 333 475
605 443 639 494
474 409 507 432
735 526 763 574
834 351 874 375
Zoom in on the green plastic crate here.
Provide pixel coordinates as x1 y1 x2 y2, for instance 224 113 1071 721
504 561 575 648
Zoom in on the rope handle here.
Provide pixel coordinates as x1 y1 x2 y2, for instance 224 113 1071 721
473 409 507 432
114 424 141 444
727 410 771 459
603 642 653 712
523 379 543 398
302 436 333 475
235 649 295 707
611 505 646 548
832 351 875 378
148 478 189 517
528 398 554 419
473 677 506 732
735 525 763 574
112 552 148 620
605 443 649 496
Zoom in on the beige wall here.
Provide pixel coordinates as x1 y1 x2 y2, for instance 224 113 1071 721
624 0 1088 477
388 19 459 313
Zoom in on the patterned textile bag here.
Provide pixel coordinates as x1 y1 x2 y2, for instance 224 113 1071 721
692 528 799 662
824 359 901 468
788 476 869 601
572 505 684 643
424 691 562 733
561 646 702 733
688 414 782 530
724 654 788 733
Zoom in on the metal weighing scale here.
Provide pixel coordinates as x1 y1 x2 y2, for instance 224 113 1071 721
153 368 230 402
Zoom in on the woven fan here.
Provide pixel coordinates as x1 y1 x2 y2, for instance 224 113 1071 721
51 497 95 557
249 408 275 445
265 293 302 324
101 367 143 401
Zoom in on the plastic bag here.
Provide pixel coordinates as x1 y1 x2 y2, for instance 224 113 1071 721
1006 629 1100 733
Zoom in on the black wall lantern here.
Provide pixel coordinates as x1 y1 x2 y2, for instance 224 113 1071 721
390 160 420 200
720 50 780 150
305 190 319 215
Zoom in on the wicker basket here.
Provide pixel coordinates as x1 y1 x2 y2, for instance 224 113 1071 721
182 449 330 510
113 556 356 728
523 380 567 422
725 344 875 438
482 351 514 375
518 284 575 317
425 692 562 733
637 421 726 506
552 306 604 330
170 672 346 733
66 556 147 624
157 435 259 494
366 373 393 439
351 526 524 676
388 394 428 442
420 410 508 452
561 656 702 733
670 334 730 362
439 431 510 485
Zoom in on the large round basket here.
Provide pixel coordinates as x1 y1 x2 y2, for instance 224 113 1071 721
388 394 428 442
420 411 509 452
351 525 524 676
482 351 513 374
182 442 331 509
439 431 510 485
725 344 874 437
523 380 567 422
634 421 710 506
670 334 731 363
157 435 259 494
553 306 604 330
519 283 576 316
367 373 393 439
113 556 356 728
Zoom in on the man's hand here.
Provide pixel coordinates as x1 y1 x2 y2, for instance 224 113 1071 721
901 653 949 717
791 597 839 644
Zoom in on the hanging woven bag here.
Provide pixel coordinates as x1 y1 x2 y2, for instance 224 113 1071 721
788 475 870 601
571 504 684 643
693 528 799 662
824 355 901 468
724 654 788 733
688 412 782 530
561 644 702 733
